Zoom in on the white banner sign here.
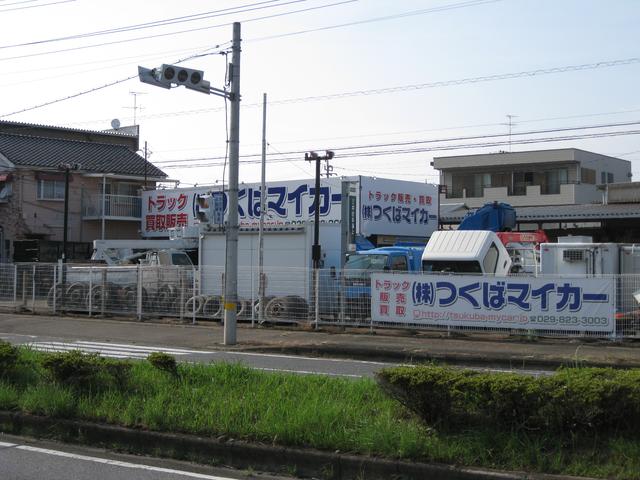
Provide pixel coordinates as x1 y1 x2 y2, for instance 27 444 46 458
371 274 615 333
141 178 343 237
359 177 438 238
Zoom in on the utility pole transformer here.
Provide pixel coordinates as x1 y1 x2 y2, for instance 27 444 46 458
223 22 242 345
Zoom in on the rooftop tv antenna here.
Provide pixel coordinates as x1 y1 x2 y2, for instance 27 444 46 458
127 91 147 126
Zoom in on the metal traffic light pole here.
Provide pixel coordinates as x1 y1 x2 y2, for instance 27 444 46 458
138 22 242 345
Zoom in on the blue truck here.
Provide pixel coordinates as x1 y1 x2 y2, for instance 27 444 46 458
342 244 425 318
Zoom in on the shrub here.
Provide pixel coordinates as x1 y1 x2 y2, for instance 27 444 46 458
147 352 178 377
377 364 479 427
0 340 20 379
377 365 640 435
41 350 130 393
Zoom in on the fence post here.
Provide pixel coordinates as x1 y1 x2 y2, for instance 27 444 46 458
52 265 57 314
88 266 93 316
314 268 320 330
250 266 255 327
192 266 197 325
100 268 106 316
21 270 27 309
179 267 185 322
611 274 618 341
13 264 17 307
31 264 36 312
137 265 143 321
339 268 345 324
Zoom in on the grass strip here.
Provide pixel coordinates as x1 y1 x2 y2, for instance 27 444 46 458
0 347 639 479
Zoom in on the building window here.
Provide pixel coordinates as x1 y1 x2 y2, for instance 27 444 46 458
601 171 614 184
513 171 534 195
38 179 65 200
0 177 11 203
542 168 568 194
581 168 596 184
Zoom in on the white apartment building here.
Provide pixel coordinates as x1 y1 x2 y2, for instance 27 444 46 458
433 148 631 209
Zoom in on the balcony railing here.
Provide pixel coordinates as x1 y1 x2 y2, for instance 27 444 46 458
82 194 141 220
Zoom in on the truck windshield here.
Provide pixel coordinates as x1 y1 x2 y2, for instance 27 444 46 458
171 253 193 266
344 254 388 271
422 260 482 274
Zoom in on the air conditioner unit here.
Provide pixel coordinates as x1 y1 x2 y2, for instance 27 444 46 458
562 249 585 262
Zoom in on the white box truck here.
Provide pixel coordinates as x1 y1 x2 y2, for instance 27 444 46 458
181 176 440 322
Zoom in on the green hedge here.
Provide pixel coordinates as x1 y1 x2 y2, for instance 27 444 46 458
376 365 640 434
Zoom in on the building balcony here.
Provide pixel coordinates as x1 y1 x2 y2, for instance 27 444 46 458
82 194 141 221
442 183 602 208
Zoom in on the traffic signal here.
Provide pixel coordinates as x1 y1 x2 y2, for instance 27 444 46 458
195 193 211 223
138 64 211 94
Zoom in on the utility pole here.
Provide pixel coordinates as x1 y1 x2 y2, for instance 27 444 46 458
258 93 267 324
223 22 242 345
143 141 148 190
58 162 80 263
305 150 333 328
137 22 242 344
62 166 70 262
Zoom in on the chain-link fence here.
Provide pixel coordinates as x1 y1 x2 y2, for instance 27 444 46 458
1 263 639 338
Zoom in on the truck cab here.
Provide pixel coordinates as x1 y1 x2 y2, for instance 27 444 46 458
118 248 194 267
421 230 512 275
343 245 425 318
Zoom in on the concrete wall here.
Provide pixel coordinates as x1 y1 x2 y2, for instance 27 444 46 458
575 150 631 184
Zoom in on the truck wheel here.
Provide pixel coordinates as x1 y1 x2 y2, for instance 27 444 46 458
202 295 222 319
86 284 113 312
285 295 309 320
185 295 204 315
254 296 275 323
65 282 88 310
122 284 146 311
264 296 293 322
236 299 248 319
156 285 178 313
46 284 64 308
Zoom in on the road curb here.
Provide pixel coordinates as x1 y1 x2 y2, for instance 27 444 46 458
240 343 640 370
0 411 594 480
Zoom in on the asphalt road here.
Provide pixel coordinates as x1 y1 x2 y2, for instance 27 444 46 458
0 332 394 378
0 435 289 480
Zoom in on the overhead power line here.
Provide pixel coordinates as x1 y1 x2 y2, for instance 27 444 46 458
0 0 300 49
0 0 356 62
263 58 640 107
157 126 640 169
152 119 640 165
0 47 225 118
249 0 500 43
0 0 74 12
108 56 640 123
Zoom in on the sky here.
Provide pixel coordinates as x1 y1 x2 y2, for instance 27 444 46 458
1 0 639 188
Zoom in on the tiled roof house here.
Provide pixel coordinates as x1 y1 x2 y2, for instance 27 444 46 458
0 121 167 262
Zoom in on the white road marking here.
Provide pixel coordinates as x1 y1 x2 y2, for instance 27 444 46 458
0 333 37 338
0 442 240 479
74 341 213 355
26 341 209 359
255 366 363 378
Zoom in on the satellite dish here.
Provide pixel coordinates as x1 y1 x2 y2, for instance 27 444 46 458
110 118 121 129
